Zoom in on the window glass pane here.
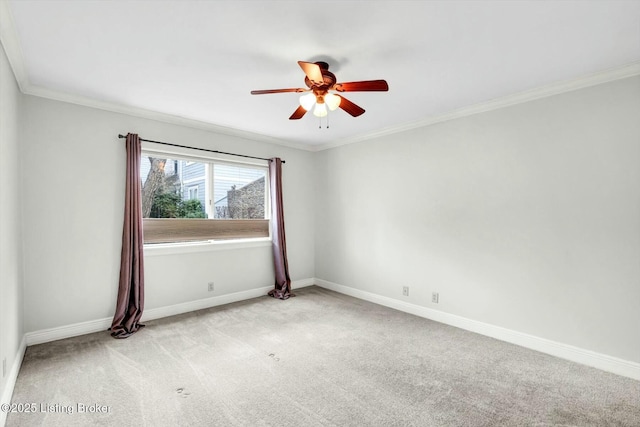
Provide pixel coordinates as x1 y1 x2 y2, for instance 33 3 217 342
213 164 266 219
140 152 269 244
140 155 207 219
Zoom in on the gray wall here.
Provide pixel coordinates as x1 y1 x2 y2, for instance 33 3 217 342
3 43 639 378
315 76 640 363
0 42 24 405
20 96 315 332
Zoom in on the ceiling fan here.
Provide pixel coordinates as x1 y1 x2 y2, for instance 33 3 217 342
251 61 389 120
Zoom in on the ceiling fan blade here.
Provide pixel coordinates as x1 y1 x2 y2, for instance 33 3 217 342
336 95 365 117
251 88 307 95
298 61 324 85
333 80 389 92
289 105 308 120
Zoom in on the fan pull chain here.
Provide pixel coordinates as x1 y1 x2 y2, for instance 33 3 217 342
317 116 330 129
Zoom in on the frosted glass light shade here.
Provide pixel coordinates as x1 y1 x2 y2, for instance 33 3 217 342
299 93 316 111
325 93 341 111
313 102 327 117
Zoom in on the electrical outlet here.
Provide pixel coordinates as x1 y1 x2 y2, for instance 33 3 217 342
208 282 214 292
402 286 409 296
2 357 6 377
432 292 439 303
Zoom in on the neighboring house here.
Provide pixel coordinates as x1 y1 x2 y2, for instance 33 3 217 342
216 176 265 219
181 161 207 209
140 157 206 206
140 157 265 219
213 165 266 219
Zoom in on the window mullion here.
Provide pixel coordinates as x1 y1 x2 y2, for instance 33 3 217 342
206 162 213 219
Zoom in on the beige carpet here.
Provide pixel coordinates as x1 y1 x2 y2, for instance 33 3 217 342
7 286 640 426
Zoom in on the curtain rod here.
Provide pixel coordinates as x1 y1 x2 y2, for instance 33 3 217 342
117 134 284 163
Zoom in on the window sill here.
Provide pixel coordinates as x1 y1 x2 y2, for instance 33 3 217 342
143 237 272 256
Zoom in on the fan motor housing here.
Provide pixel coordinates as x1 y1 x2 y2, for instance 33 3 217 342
304 62 336 91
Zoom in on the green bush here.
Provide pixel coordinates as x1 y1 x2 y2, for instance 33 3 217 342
150 193 206 219
179 199 206 218
150 193 180 218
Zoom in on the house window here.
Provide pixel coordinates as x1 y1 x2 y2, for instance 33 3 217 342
140 152 269 244
188 186 198 200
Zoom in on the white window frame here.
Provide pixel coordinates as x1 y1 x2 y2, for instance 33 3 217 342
140 143 271 253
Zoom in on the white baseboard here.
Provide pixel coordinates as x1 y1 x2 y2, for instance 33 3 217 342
0 336 26 427
7 278 312 427
24 278 314 346
141 286 273 323
292 278 315 289
314 278 640 381
25 317 113 346
143 278 313 322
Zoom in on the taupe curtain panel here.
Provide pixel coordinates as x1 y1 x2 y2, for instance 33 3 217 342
268 158 294 299
110 133 145 338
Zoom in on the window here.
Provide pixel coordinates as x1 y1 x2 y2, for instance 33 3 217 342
140 152 269 244
188 186 198 200
213 164 266 219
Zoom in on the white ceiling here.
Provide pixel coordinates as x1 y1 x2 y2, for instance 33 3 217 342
3 0 640 149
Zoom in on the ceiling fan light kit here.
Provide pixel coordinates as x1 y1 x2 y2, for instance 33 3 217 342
299 93 316 111
313 102 328 118
324 93 341 111
251 60 389 121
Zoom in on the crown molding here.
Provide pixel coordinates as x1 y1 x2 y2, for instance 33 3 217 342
3 0 638 153
0 1 313 153
315 61 640 151
27 61 640 154
23 84 315 151
0 0 29 91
